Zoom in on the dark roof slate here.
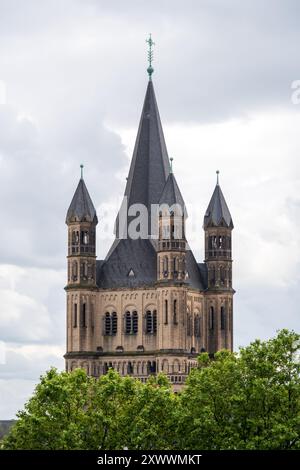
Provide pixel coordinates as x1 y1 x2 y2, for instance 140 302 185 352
66 178 97 224
96 243 206 290
97 80 205 291
159 172 187 217
123 80 170 212
203 183 233 229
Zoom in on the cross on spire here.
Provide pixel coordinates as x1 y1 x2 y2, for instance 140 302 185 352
146 33 155 80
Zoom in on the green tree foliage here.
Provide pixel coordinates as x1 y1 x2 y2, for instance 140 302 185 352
2 330 300 450
2 368 176 450
177 329 300 449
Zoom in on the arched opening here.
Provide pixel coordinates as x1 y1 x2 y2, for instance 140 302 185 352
153 310 157 333
146 310 152 333
173 300 178 324
210 266 216 286
72 261 78 281
112 312 117 335
125 311 131 334
173 257 179 277
163 256 168 277
194 314 201 337
209 306 214 330
104 312 111 335
132 311 138 334
220 266 226 285
81 303 86 327
220 306 226 330
164 300 168 325
73 303 77 328
145 310 157 334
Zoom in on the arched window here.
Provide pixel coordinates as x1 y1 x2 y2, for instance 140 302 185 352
164 300 168 324
127 362 133 374
162 223 170 239
218 235 222 248
72 231 79 244
147 360 156 374
173 300 178 324
112 312 118 335
145 310 157 334
212 236 217 249
153 310 157 333
125 311 131 334
163 256 168 277
220 306 226 330
104 312 111 335
87 263 92 279
83 231 89 245
187 313 192 336
146 310 152 333
194 315 201 337
132 311 138 334
83 262 88 278
220 266 226 285
210 267 216 286
173 257 179 276
81 303 86 327
72 261 78 281
209 306 214 330
73 303 77 327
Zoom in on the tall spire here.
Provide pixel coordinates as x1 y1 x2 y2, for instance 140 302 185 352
203 176 233 229
159 172 187 218
123 80 170 215
66 175 97 224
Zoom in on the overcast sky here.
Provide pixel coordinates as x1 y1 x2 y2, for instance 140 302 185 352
0 0 300 419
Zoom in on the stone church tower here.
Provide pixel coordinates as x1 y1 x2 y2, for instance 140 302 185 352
64 55 234 389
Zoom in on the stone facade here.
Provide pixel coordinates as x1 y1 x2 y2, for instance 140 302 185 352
64 78 234 390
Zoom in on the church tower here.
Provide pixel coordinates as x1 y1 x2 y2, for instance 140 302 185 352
157 162 187 283
65 166 98 359
203 171 234 353
64 36 235 386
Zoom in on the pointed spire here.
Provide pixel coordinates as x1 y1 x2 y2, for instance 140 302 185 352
66 172 98 224
203 176 233 229
159 172 187 217
123 80 170 213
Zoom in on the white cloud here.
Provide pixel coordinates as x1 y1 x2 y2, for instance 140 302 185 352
0 378 36 420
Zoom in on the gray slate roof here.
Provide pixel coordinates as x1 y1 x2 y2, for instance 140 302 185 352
97 242 206 290
95 79 207 290
124 80 170 211
66 178 98 224
203 183 233 229
159 172 188 217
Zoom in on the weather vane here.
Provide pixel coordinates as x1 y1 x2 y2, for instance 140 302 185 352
146 33 155 80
